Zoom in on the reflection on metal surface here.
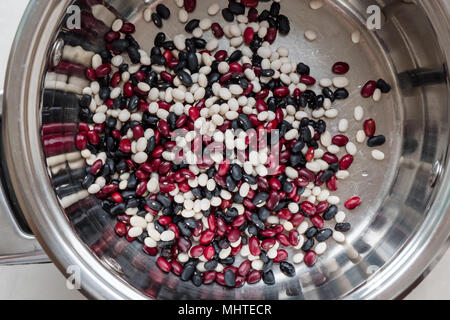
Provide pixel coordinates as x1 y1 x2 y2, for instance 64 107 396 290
1 0 449 299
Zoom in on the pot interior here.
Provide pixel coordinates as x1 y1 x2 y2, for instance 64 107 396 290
39 0 449 299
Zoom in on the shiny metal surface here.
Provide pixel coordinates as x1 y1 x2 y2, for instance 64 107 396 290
2 0 449 299
0 91 49 265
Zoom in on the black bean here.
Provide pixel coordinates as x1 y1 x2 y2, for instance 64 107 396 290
185 19 200 33
261 69 275 77
81 174 95 189
367 135 386 147
178 222 192 237
146 199 162 211
224 269 236 287
127 46 140 64
156 194 171 208
154 32 166 47
334 88 349 99
277 15 290 35
225 175 237 191
320 169 335 182
335 222 351 232
291 140 305 154
258 206 271 221
111 39 129 52
251 214 265 230
110 203 126 216
231 164 243 181
305 226 318 239
156 4 170 19
262 270 275 285
263 259 273 273
184 218 198 229
151 54 166 65
226 207 238 218
280 262 296 277
220 255 235 265
227 50 242 63
270 2 281 16
253 192 269 206
301 238 315 252
162 41 175 50
186 52 199 72
177 70 193 87
192 271 203 287
222 8 235 22
242 174 257 185
204 259 218 271
248 224 258 236
316 229 333 242
99 87 110 100
258 10 270 22
180 262 196 281
323 205 338 220
128 95 139 112
152 13 163 28
297 62 311 76
153 221 165 233
238 114 252 130
282 181 294 193
228 2 245 15
376 78 391 93
79 94 92 108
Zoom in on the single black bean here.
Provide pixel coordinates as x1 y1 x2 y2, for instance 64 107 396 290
301 238 315 252
156 4 170 19
262 270 275 285
305 226 318 239
323 205 338 220
280 262 296 277
316 229 333 242
231 164 243 181
367 135 386 147
258 207 271 221
334 88 349 99
152 13 163 28
154 32 166 46
228 2 245 15
296 63 310 75
377 78 391 93
180 263 196 281
185 19 200 33
270 2 281 16
224 269 236 287
222 8 234 22
320 170 335 182
277 15 290 34
192 271 203 287
204 259 218 271
261 69 275 77
335 222 351 232
253 192 269 206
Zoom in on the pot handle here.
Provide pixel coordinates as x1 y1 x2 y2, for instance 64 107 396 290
0 91 50 265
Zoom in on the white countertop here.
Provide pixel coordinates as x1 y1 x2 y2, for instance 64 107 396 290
0 0 448 300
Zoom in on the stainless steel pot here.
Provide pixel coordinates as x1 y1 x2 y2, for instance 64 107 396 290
1 0 449 299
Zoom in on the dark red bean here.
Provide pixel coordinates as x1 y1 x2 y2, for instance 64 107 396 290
361 80 377 98
363 118 376 137
114 222 127 237
291 214 305 227
190 245 204 258
261 239 276 250
120 22 135 34
199 230 215 245
277 234 290 247
95 63 111 78
247 7 258 22
183 0 196 12
289 230 300 246
157 257 172 273
300 75 316 85
87 130 100 145
273 86 290 97
238 260 252 277
339 154 354 170
301 201 316 215
247 270 262 284
171 260 183 276
273 249 288 263
305 147 315 162
119 138 131 153
204 245 215 260
332 134 349 147
345 196 361 210
322 152 339 164
211 23 224 38
298 168 316 182
242 0 258 7
311 215 324 229
90 159 103 175
243 27 254 44
203 271 216 284
265 27 277 44
326 175 338 191
304 250 317 267
249 237 261 256
332 62 350 74
75 133 87 150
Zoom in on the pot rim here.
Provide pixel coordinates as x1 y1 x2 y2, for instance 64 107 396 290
2 0 450 300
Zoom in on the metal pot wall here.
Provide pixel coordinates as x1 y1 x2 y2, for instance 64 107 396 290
1 0 449 299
